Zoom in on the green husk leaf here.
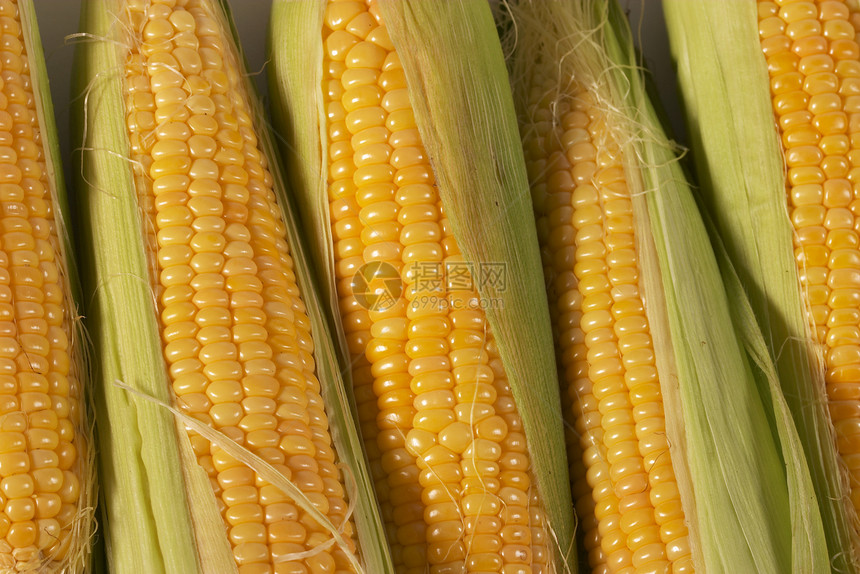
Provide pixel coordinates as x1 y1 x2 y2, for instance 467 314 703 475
20 1 97 571
22 0 79 302
175 423 236 573
662 1 859 571
270 0 575 571
75 1 383 572
267 2 340 339
267 2 370 459
711 218 830 574
507 0 829 571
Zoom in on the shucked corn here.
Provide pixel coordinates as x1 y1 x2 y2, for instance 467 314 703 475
322 2 550 572
76 0 367 572
271 0 579 572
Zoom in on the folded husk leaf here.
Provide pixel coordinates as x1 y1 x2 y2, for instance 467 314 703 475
507 0 829 572
269 0 576 570
662 1 859 571
21 1 97 570
73 0 385 572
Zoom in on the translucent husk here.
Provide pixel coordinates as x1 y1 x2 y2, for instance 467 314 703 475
72 0 384 572
268 0 576 571
662 1 860 571
506 0 830 572
20 1 97 571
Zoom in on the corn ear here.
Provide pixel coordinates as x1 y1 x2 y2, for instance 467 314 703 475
0 1 96 571
74 2 223 568
377 1 574 563
663 1 860 570
73 0 385 572
269 0 575 571
507 0 829 572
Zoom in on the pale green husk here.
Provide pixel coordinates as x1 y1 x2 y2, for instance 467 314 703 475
73 0 384 572
663 1 859 571
507 0 829 572
20 0 97 571
269 0 575 571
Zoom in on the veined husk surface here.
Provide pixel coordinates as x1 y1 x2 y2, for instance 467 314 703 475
507 1 830 572
269 0 576 571
73 0 386 572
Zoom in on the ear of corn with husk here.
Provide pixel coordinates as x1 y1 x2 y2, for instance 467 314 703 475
269 0 576 572
0 0 96 571
506 0 830 572
663 0 860 571
72 0 388 572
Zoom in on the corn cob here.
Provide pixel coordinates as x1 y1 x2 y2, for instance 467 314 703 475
74 0 387 572
270 1 576 572
664 0 860 569
509 1 831 573
757 0 860 514
0 1 95 571
521 85 691 573
322 3 550 572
